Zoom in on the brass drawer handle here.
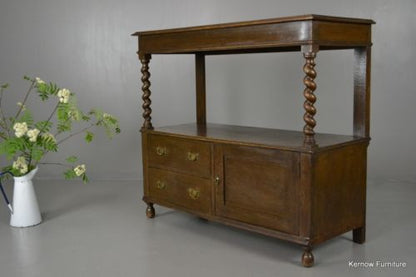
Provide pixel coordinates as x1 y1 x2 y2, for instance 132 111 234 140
187 188 200 200
215 176 220 185
156 146 168 156
156 180 166 190
187 152 199 161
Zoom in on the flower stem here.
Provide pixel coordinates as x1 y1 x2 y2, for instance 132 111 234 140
38 162 72 168
0 87 11 137
39 102 60 134
57 122 97 145
15 80 35 119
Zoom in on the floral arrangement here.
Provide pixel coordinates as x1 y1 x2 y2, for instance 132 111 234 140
0 76 120 182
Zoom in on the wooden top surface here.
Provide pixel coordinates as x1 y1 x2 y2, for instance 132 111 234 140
133 14 374 36
149 123 369 153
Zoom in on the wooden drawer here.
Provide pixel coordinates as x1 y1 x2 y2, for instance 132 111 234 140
148 134 211 178
148 168 211 214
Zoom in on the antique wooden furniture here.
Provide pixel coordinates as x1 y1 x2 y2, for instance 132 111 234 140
133 14 374 267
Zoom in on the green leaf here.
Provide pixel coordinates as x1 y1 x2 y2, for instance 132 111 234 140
16 110 34 126
85 131 94 143
64 169 77 180
35 121 53 132
57 103 70 121
66 156 78 163
38 135 57 152
81 114 91 121
89 109 103 121
0 137 27 159
57 122 71 133
31 147 44 161
82 174 89 183
1 83 9 89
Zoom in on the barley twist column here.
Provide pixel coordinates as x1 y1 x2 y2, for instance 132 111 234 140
302 48 318 146
139 53 153 131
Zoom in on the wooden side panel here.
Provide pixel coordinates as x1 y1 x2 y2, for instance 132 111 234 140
299 153 313 242
354 47 372 137
141 131 150 199
311 142 368 244
215 144 300 235
313 22 372 46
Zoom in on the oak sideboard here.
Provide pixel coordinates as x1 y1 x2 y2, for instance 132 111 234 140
133 14 374 267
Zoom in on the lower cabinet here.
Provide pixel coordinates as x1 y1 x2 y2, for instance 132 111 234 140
142 131 368 267
145 133 300 235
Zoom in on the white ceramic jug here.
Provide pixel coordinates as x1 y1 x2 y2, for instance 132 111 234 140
10 167 42 227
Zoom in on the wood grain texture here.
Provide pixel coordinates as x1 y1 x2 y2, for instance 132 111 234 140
310 142 368 245
354 47 371 137
302 45 319 145
299 153 313 243
139 54 153 130
151 123 369 153
134 14 374 36
134 15 374 267
148 134 212 178
195 54 206 124
133 15 374 55
148 167 211 214
215 144 299 234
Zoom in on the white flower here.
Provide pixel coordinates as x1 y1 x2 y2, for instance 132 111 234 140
42 132 56 143
27 128 40 142
74 164 86 176
17 102 26 111
103 113 111 119
57 88 70 104
13 122 28 138
35 77 45 85
13 156 28 175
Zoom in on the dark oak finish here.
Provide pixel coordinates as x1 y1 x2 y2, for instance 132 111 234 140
145 203 155 218
302 44 319 146
134 15 374 267
302 247 314 267
139 53 153 131
148 168 211 214
311 142 368 245
133 15 373 55
215 144 299 234
148 134 212 178
151 123 369 152
354 46 372 137
195 54 207 124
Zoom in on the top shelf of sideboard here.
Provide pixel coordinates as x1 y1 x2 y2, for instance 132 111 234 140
133 14 375 55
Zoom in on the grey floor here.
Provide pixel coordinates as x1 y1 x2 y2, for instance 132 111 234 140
0 178 414 277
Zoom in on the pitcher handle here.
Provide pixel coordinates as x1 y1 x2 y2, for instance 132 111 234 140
0 171 14 214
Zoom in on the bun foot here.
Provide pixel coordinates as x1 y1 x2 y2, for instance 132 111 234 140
146 203 155 218
302 247 314 267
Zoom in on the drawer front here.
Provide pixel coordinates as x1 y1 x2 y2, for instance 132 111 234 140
215 144 299 235
148 168 211 214
148 134 211 178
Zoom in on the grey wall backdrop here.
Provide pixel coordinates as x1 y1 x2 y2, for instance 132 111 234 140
0 0 415 182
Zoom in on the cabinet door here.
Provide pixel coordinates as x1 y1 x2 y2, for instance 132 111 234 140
215 144 299 234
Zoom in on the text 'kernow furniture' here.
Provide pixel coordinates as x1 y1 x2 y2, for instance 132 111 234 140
133 14 374 267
